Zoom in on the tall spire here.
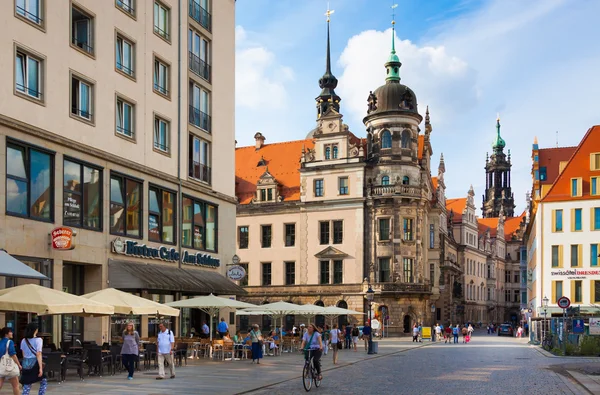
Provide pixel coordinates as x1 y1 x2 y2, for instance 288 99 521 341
492 113 506 152
316 3 341 117
385 4 401 83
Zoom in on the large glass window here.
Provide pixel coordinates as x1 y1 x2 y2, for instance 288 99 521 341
594 207 600 230
116 98 134 137
181 197 217 252
16 0 42 25
554 209 563 232
116 0 134 15
71 5 93 54
551 245 561 267
379 258 390 282
333 221 343 244
574 208 582 231
574 280 582 303
403 218 414 241
403 258 414 283
15 50 41 99
188 29 210 81
381 130 392 149
333 260 343 284
285 262 295 285
238 226 248 249
109 173 141 237
314 179 323 197
154 58 169 96
154 116 169 153
148 186 175 244
319 221 329 245
153 1 169 40
338 177 348 195
379 218 390 241
189 82 210 132
262 263 271 286
63 159 101 229
189 134 211 183
285 223 295 247
71 75 92 120
116 35 134 76
239 263 248 287
6 142 52 220
319 261 330 284
261 225 271 248
401 130 410 148
592 244 599 267
571 244 580 267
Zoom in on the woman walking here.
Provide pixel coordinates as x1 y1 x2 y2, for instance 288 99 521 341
0 327 22 395
121 321 140 380
330 324 341 364
20 322 47 395
250 324 263 364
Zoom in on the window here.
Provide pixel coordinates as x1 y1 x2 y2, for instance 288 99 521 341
262 263 271 286
153 1 169 40
189 82 211 132
154 58 169 96
552 280 563 303
487 288 491 301
379 258 392 283
592 280 600 303
148 186 175 243
573 280 582 303
429 224 434 249
325 146 330 160
402 176 409 185
403 258 414 283
238 226 249 249
504 290 510 302
189 0 211 32
592 244 599 267
571 244 581 267
551 245 562 268
338 177 348 195
573 208 582 231
285 262 295 285
71 5 93 55
63 159 101 229
333 260 343 284
116 0 134 16
381 176 390 186
188 29 210 81
593 207 600 230
189 134 211 183
381 130 392 149
320 261 330 284
571 178 582 197
151 116 170 153
314 179 324 197
16 0 43 25
6 141 53 220
591 153 600 171
505 270 511 283
591 177 599 196
379 218 390 241
332 145 338 159
15 50 42 100
181 197 217 251
332 221 343 244
285 224 295 247
239 263 248 287
116 97 134 138
109 174 141 237
261 225 271 248
539 166 547 181
553 209 563 232
71 75 93 121
514 271 520 283
324 144 338 160
319 221 330 245
401 130 410 148
116 35 134 76
403 218 413 241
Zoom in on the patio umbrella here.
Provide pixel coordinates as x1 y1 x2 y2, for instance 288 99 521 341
81 288 179 316
166 294 256 340
0 250 48 280
322 306 365 327
0 284 114 316
244 301 309 339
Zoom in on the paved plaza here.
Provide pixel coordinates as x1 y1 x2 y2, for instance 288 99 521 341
42 332 599 394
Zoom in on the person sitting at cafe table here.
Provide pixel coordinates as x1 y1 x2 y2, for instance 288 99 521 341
223 331 232 341
201 321 210 339
233 330 243 344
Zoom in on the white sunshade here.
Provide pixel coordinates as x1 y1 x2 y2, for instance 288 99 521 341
82 288 180 316
0 250 48 280
322 306 365 316
243 301 305 316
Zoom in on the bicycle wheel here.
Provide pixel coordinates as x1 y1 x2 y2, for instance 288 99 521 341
314 365 321 388
303 361 313 391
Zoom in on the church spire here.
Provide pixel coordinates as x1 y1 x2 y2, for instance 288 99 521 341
492 113 506 152
316 4 341 118
385 4 401 83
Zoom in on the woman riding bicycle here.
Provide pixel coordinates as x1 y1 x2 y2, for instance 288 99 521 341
300 324 324 381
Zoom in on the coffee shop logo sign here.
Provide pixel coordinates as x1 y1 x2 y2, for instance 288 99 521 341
112 238 220 268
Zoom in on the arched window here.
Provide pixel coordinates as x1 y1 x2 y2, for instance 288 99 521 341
337 300 348 328
315 300 325 328
325 146 331 160
401 130 411 148
332 145 338 159
402 176 409 185
381 176 390 186
381 130 392 149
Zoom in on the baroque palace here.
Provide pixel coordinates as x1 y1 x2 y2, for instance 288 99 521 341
234 15 524 334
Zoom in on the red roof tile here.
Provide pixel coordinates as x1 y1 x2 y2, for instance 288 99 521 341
538 146 577 185
543 126 600 202
446 198 467 223
432 177 438 191
418 135 424 159
504 211 526 240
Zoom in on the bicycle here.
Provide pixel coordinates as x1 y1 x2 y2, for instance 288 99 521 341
542 334 554 350
302 349 322 391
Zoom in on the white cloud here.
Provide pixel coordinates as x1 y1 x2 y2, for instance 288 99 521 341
235 26 294 111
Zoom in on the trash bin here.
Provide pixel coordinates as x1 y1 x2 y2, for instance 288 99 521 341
371 341 379 354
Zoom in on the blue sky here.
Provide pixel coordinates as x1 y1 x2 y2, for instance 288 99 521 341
235 0 600 212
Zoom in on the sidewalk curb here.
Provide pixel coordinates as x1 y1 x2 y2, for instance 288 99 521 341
564 370 598 395
235 343 427 395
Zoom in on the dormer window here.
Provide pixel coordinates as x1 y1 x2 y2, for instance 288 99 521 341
325 146 331 160
592 153 600 171
324 143 338 160
259 188 274 202
332 145 338 159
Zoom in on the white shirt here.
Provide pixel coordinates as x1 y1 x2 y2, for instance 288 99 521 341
157 329 175 354
435 326 442 334
330 329 339 344
20 338 42 358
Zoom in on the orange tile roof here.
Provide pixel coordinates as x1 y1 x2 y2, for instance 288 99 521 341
504 211 526 240
432 177 438 191
538 146 577 185
418 135 424 159
235 139 314 204
446 198 467 223
543 125 600 202
477 218 498 237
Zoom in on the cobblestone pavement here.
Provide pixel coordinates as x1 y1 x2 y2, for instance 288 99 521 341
246 332 594 395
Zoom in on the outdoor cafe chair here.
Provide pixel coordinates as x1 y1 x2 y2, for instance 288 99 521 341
143 343 158 370
174 343 188 366
65 349 87 381
110 344 123 374
44 352 64 384
222 341 235 361
212 340 224 360
86 347 112 377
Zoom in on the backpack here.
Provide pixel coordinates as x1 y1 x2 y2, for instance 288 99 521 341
352 328 359 336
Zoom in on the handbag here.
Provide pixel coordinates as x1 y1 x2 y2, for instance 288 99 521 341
0 340 19 378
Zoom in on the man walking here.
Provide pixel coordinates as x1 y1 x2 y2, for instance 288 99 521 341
452 324 459 344
345 323 352 349
412 324 419 342
362 321 372 351
444 324 452 343
434 323 442 342
217 317 229 339
156 323 175 380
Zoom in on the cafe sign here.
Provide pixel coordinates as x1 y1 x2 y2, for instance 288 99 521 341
112 238 220 268
51 227 75 250
227 265 246 281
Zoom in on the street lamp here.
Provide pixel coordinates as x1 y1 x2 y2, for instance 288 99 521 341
366 285 375 354
542 295 549 341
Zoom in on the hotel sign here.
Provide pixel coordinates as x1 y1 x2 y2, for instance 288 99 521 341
550 269 600 279
112 238 220 268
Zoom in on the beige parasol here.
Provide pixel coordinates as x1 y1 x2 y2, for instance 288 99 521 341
81 288 179 316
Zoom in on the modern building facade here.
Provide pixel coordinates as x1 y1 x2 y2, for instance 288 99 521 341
0 0 241 344
526 126 600 319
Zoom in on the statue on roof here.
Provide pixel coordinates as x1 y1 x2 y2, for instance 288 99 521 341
367 91 377 113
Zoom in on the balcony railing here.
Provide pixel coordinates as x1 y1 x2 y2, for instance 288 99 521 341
188 51 211 82
189 0 211 32
379 282 432 294
369 184 421 198
72 37 93 54
189 161 211 184
188 105 211 132
16 6 43 24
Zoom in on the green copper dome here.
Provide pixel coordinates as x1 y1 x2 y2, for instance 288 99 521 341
492 117 506 149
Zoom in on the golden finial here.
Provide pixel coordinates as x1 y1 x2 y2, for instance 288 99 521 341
497 112 500 122
391 3 398 26
325 2 335 22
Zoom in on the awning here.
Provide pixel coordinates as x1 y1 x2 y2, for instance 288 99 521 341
108 259 246 296
0 250 49 280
